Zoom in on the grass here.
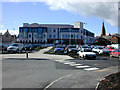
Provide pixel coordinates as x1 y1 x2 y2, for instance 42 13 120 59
97 72 120 90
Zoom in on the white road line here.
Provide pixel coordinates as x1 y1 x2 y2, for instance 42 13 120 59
64 62 76 64
43 73 73 90
55 60 65 62
84 68 99 71
69 64 78 66
76 66 90 68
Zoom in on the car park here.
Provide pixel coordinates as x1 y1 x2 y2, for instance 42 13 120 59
77 48 96 59
7 43 24 53
110 49 120 58
54 45 64 53
65 45 78 54
92 46 109 55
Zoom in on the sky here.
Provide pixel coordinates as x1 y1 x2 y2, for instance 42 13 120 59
0 0 119 36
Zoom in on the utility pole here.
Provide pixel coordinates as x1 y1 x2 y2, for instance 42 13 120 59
69 29 71 45
83 23 87 45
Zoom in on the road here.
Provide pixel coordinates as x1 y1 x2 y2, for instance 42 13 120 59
2 47 120 89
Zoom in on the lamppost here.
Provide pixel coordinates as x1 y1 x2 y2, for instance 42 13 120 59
61 31 62 45
75 33 77 45
83 23 87 45
69 29 71 45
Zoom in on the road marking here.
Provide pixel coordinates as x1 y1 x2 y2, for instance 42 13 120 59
64 62 76 64
43 73 73 90
76 65 90 68
84 68 99 71
94 68 112 72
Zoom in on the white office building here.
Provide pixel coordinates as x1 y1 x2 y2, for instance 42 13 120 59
18 22 95 44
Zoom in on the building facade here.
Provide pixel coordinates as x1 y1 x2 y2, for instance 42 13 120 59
1 30 17 44
18 22 95 44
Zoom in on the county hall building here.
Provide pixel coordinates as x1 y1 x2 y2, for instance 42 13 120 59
18 22 95 44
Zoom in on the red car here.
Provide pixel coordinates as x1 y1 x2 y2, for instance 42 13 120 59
104 47 115 52
110 49 120 58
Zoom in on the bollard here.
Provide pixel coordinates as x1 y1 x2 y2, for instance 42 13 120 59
25 47 29 58
26 52 28 58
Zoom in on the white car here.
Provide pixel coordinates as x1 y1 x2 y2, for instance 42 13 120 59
92 46 109 54
7 43 24 53
78 48 96 59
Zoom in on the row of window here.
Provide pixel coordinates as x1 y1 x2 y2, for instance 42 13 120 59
19 33 46 38
60 29 79 32
19 28 47 33
49 35 82 39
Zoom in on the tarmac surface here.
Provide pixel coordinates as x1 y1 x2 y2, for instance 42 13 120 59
1 47 120 89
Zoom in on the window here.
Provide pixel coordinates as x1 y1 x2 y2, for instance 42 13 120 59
71 35 73 38
29 28 32 33
35 29 38 33
81 36 83 39
77 35 79 39
29 34 31 37
53 29 56 32
53 35 56 38
44 34 46 37
49 35 52 38
113 38 115 41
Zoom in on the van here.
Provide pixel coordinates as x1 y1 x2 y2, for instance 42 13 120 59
7 43 24 53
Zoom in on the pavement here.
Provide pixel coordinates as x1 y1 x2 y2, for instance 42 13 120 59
2 47 73 60
2 47 120 89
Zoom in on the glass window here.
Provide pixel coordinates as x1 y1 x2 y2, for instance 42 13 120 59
77 35 79 38
29 34 31 37
53 35 56 38
71 35 73 38
49 35 52 38
54 29 56 32
29 28 32 33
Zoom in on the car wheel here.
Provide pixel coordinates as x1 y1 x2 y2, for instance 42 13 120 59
119 56 120 59
78 55 81 58
110 54 113 58
83 56 86 59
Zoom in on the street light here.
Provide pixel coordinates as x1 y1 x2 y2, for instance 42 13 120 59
69 29 71 45
83 23 87 45
61 30 62 45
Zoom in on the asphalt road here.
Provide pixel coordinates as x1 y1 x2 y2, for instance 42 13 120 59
1 48 120 89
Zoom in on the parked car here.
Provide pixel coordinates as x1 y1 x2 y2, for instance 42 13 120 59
54 45 64 53
104 46 115 52
110 49 120 58
77 48 96 59
24 44 34 51
92 46 109 55
65 45 78 54
7 43 24 53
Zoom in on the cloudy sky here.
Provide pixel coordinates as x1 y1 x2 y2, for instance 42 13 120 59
0 0 119 36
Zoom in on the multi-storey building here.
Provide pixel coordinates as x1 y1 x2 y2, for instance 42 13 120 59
18 22 95 44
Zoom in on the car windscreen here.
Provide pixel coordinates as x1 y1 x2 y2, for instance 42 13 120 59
69 46 76 48
56 46 63 48
82 46 89 48
11 44 18 46
98 47 103 49
84 49 92 52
